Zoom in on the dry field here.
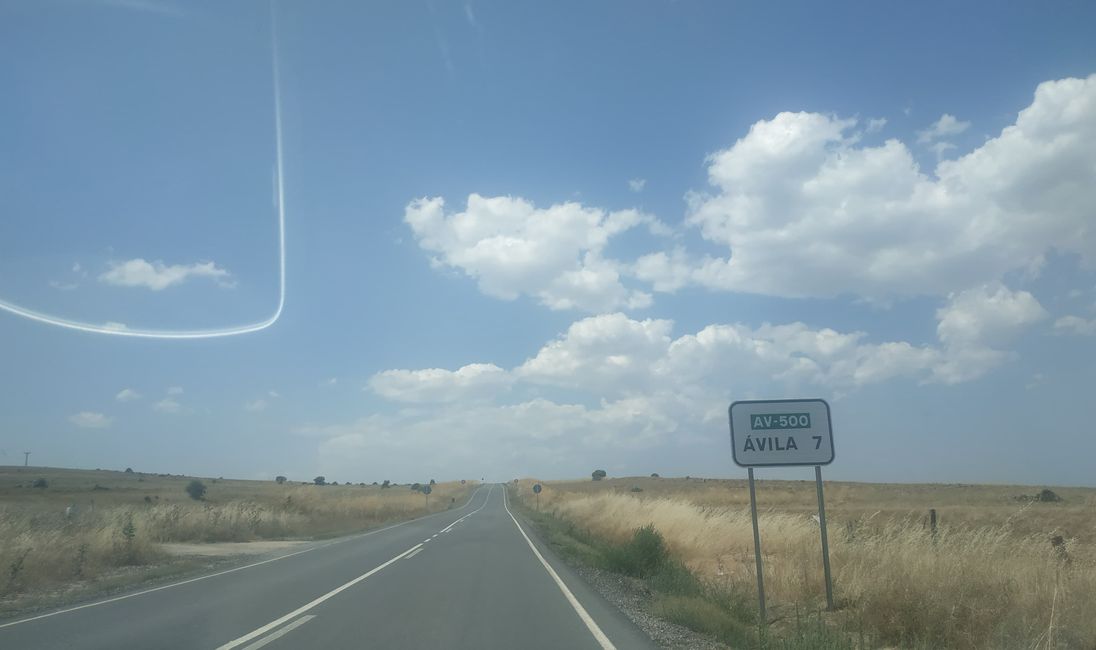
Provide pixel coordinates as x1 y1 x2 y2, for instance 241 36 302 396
0 466 474 615
515 476 1096 649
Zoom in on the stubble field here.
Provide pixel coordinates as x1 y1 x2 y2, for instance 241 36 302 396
0 466 473 617
514 476 1096 649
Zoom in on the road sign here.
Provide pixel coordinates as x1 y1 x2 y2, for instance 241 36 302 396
729 398 837 622
532 483 542 494
729 399 834 467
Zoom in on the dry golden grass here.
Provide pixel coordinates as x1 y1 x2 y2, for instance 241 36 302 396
515 476 1096 649
0 466 475 609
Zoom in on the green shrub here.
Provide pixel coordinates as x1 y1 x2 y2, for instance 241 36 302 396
32 478 48 489
185 480 206 501
1038 488 1061 502
604 524 669 577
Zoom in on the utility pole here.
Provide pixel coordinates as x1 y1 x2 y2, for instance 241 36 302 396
24 451 31 467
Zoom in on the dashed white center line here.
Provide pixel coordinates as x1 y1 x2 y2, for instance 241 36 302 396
241 615 315 650
215 544 423 649
215 485 497 650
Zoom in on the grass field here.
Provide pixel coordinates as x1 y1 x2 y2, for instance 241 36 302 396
0 466 475 615
513 476 1096 649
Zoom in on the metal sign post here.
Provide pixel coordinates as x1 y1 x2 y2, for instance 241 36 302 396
747 467 766 623
730 399 836 621
533 483 542 511
814 465 834 610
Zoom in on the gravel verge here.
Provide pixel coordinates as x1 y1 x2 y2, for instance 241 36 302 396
571 562 731 650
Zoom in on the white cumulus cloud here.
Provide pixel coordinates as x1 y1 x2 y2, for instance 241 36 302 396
321 302 1048 478
932 285 1047 383
115 388 141 402
936 284 1048 348
369 363 511 403
153 398 181 414
69 411 112 428
99 259 234 291
1055 315 1096 335
666 75 1096 301
404 194 665 312
917 113 971 143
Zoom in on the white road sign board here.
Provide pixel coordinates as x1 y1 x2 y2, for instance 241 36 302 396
729 399 834 467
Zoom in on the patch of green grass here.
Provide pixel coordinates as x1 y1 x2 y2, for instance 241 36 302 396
653 594 755 647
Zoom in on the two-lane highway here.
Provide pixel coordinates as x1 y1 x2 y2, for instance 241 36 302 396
0 485 656 649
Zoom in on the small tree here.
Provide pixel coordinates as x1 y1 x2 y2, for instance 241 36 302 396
650 473 660 478
411 482 422 492
275 476 287 484
314 476 326 486
592 469 607 481
381 480 391 489
429 479 436 485
185 480 206 500
124 467 134 474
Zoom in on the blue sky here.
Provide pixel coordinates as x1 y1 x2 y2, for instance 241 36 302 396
2 0 1095 486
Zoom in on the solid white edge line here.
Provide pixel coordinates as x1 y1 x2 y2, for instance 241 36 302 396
0 546 316 631
241 614 315 650
215 543 424 650
0 485 488 630
404 548 424 560
502 487 616 650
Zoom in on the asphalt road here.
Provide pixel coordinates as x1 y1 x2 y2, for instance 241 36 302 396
0 485 657 649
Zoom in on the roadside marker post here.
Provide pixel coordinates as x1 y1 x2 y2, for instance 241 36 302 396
729 399 837 622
